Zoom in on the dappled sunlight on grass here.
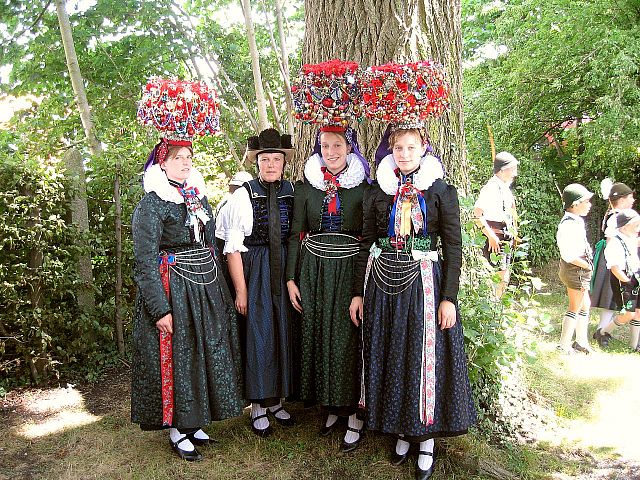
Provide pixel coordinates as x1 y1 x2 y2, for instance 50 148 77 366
17 409 101 439
11 386 101 439
526 294 640 462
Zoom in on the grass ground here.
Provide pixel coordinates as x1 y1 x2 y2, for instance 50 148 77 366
1 281 639 479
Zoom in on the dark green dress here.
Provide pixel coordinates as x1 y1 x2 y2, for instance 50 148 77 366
286 161 366 410
131 185 244 430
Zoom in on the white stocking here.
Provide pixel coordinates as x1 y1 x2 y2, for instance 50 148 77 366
169 428 194 451
344 414 363 443
251 403 269 430
418 438 435 470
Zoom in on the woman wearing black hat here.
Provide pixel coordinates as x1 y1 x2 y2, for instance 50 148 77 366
590 181 635 347
217 128 296 437
556 183 594 354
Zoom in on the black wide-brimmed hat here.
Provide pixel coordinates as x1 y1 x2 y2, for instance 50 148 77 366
246 128 294 163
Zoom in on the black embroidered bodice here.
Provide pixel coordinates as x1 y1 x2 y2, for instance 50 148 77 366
243 179 294 246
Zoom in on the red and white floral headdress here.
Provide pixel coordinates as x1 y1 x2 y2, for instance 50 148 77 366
361 60 450 129
137 78 221 170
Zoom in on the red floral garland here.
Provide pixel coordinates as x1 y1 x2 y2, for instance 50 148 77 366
361 61 450 125
137 78 220 140
291 59 362 127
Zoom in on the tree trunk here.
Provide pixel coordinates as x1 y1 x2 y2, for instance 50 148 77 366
63 148 95 313
241 0 270 131
55 0 102 155
21 186 44 384
297 0 468 192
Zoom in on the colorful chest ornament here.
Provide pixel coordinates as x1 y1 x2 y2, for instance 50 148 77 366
321 166 342 214
174 184 210 243
388 170 427 238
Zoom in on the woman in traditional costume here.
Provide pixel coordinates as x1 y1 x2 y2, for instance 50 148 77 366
131 79 244 461
287 60 369 452
352 62 476 480
217 128 296 437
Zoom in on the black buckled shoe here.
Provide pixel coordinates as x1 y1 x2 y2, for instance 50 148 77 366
250 413 272 438
170 435 203 462
268 406 295 426
320 415 338 436
416 449 435 480
391 449 410 466
188 429 212 447
593 329 612 348
341 426 364 453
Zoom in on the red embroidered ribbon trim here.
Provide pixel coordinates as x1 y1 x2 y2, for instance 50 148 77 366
158 253 176 426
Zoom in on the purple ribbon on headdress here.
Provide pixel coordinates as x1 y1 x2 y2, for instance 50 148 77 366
143 138 193 172
374 125 438 167
313 127 371 183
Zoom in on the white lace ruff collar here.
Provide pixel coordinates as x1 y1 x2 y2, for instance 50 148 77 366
376 153 444 195
304 153 366 191
143 163 209 204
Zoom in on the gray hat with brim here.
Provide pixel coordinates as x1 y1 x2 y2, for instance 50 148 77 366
562 183 594 210
616 209 640 229
493 151 519 173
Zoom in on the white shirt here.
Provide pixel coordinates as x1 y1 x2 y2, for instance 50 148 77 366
214 187 254 254
556 212 592 263
605 232 640 273
474 175 516 224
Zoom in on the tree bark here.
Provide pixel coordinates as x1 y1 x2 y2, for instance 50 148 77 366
55 0 102 156
241 0 270 131
297 0 468 191
63 148 95 313
21 186 44 384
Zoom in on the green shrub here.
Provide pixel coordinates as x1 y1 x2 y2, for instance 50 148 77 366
0 155 112 387
458 195 553 437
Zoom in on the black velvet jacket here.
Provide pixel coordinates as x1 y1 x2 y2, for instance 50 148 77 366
354 178 462 300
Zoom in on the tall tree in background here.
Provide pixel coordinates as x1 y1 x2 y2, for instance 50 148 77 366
297 0 468 189
54 0 101 156
241 0 270 131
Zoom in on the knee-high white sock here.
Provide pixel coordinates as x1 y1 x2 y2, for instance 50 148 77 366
344 414 363 443
575 310 590 348
251 403 269 430
559 311 578 350
169 428 195 451
418 438 435 470
598 309 615 329
395 434 410 455
629 319 640 349
602 317 622 335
